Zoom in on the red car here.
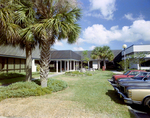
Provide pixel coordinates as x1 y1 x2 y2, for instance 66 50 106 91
112 70 146 83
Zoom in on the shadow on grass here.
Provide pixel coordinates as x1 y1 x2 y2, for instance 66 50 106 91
106 90 126 105
0 73 25 86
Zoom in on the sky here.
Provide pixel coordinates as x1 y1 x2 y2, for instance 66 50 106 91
52 0 150 51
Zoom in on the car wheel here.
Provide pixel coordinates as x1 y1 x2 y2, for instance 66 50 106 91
144 97 150 108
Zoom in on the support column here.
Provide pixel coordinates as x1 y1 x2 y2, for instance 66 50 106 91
32 59 36 72
67 61 69 71
64 61 66 72
60 60 62 72
73 61 75 71
56 60 58 73
70 61 72 71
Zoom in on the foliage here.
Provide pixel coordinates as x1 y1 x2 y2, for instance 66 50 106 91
32 78 68 92
82 50 90 63
118 52 147 70
118 58 130 70
36 64 40 72
91 46 114 69
0 82 52 101
47 78 68 92
129 52 147 69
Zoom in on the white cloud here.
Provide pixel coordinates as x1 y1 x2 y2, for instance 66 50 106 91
54 40 63 46
73 47 84 51
124 13 144 21
89 0 116 20
89 46 96 50
82 20 150 45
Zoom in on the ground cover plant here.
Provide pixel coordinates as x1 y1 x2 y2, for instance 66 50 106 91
0 78 68 101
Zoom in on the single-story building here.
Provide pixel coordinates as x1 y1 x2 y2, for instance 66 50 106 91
1 44 149 73
0 45 122 73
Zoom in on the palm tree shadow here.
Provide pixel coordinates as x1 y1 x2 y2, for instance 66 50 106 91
106 90 126 105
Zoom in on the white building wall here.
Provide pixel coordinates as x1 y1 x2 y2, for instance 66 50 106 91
92 60 98 69
32 59 37 72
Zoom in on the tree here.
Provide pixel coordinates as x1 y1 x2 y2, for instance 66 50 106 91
82 50 90 69
129 52 147 70
91 47 102 70
0 0 37 81
33 0 81 87
100 46 114 69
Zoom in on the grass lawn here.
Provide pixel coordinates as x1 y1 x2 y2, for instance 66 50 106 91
50 70 134 118
0 70 134 118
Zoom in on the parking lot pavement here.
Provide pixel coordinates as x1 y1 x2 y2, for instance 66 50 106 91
128 105 150 118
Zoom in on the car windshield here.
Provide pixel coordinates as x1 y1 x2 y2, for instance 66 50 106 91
134 72 148 78
123 71 130 75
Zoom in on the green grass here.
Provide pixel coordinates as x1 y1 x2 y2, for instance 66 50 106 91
52 70 134 118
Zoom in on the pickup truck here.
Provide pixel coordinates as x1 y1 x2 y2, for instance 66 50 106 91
111 70 145 83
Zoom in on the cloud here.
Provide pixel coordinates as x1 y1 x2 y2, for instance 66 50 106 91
89 46 96 50
82 20 150 45
89 0 116 20
124 13 144 21
73 47 84 51
54 39 63 46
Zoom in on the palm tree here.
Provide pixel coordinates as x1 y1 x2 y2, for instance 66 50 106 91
0 0 36 81
91 47 102 70
101 46 114 69
33 0 81 87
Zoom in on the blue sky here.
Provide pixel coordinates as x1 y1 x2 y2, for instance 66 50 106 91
53 0 150 51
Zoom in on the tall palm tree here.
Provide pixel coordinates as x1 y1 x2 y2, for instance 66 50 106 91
0 0 36 81
91 47 102 70
101 46 114 69
33 0 81 87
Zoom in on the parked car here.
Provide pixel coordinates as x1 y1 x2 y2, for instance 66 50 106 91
115 84 150 108
111 73 150 108
116 71 149 86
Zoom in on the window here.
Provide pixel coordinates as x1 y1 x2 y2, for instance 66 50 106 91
129 71 139 76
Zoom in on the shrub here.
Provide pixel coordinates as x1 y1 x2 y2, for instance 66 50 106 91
36 64 40 72
32 78 68 92
47 78 68 92
0 82 52 101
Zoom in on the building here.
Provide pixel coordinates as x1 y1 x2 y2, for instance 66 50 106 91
122 44 150 70
2 44 149 73
0 45 122 73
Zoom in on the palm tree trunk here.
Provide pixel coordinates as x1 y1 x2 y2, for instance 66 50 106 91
26 44 32 81
98 60 100 70
103 59 106 69
40 40 51 87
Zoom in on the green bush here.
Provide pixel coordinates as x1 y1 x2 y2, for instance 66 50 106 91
47 78 68 92
36 64 40 72
0 82 52 101
32 78 68 92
